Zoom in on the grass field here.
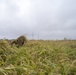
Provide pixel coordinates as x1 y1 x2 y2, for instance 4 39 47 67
0 40 76 75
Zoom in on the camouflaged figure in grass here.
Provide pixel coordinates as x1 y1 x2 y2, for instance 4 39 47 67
11 36 27 47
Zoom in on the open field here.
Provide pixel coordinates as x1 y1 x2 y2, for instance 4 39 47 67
0 40 76 75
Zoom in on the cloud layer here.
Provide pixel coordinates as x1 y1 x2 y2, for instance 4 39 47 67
0 0 76 40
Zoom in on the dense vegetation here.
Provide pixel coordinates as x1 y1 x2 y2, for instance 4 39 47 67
0 39 76 75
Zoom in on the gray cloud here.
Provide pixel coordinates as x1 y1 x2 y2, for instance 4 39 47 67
0 0 76 39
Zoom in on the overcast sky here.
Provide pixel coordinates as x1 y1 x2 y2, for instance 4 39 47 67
0 0 76 40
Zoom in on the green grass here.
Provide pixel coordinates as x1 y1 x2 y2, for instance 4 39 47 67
0 40 76 75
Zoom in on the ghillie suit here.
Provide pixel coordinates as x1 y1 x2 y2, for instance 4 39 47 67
11 36 27 47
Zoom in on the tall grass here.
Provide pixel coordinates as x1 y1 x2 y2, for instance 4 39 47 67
0 40 76 75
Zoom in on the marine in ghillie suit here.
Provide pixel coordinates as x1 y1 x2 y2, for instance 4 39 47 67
11 35 27 47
